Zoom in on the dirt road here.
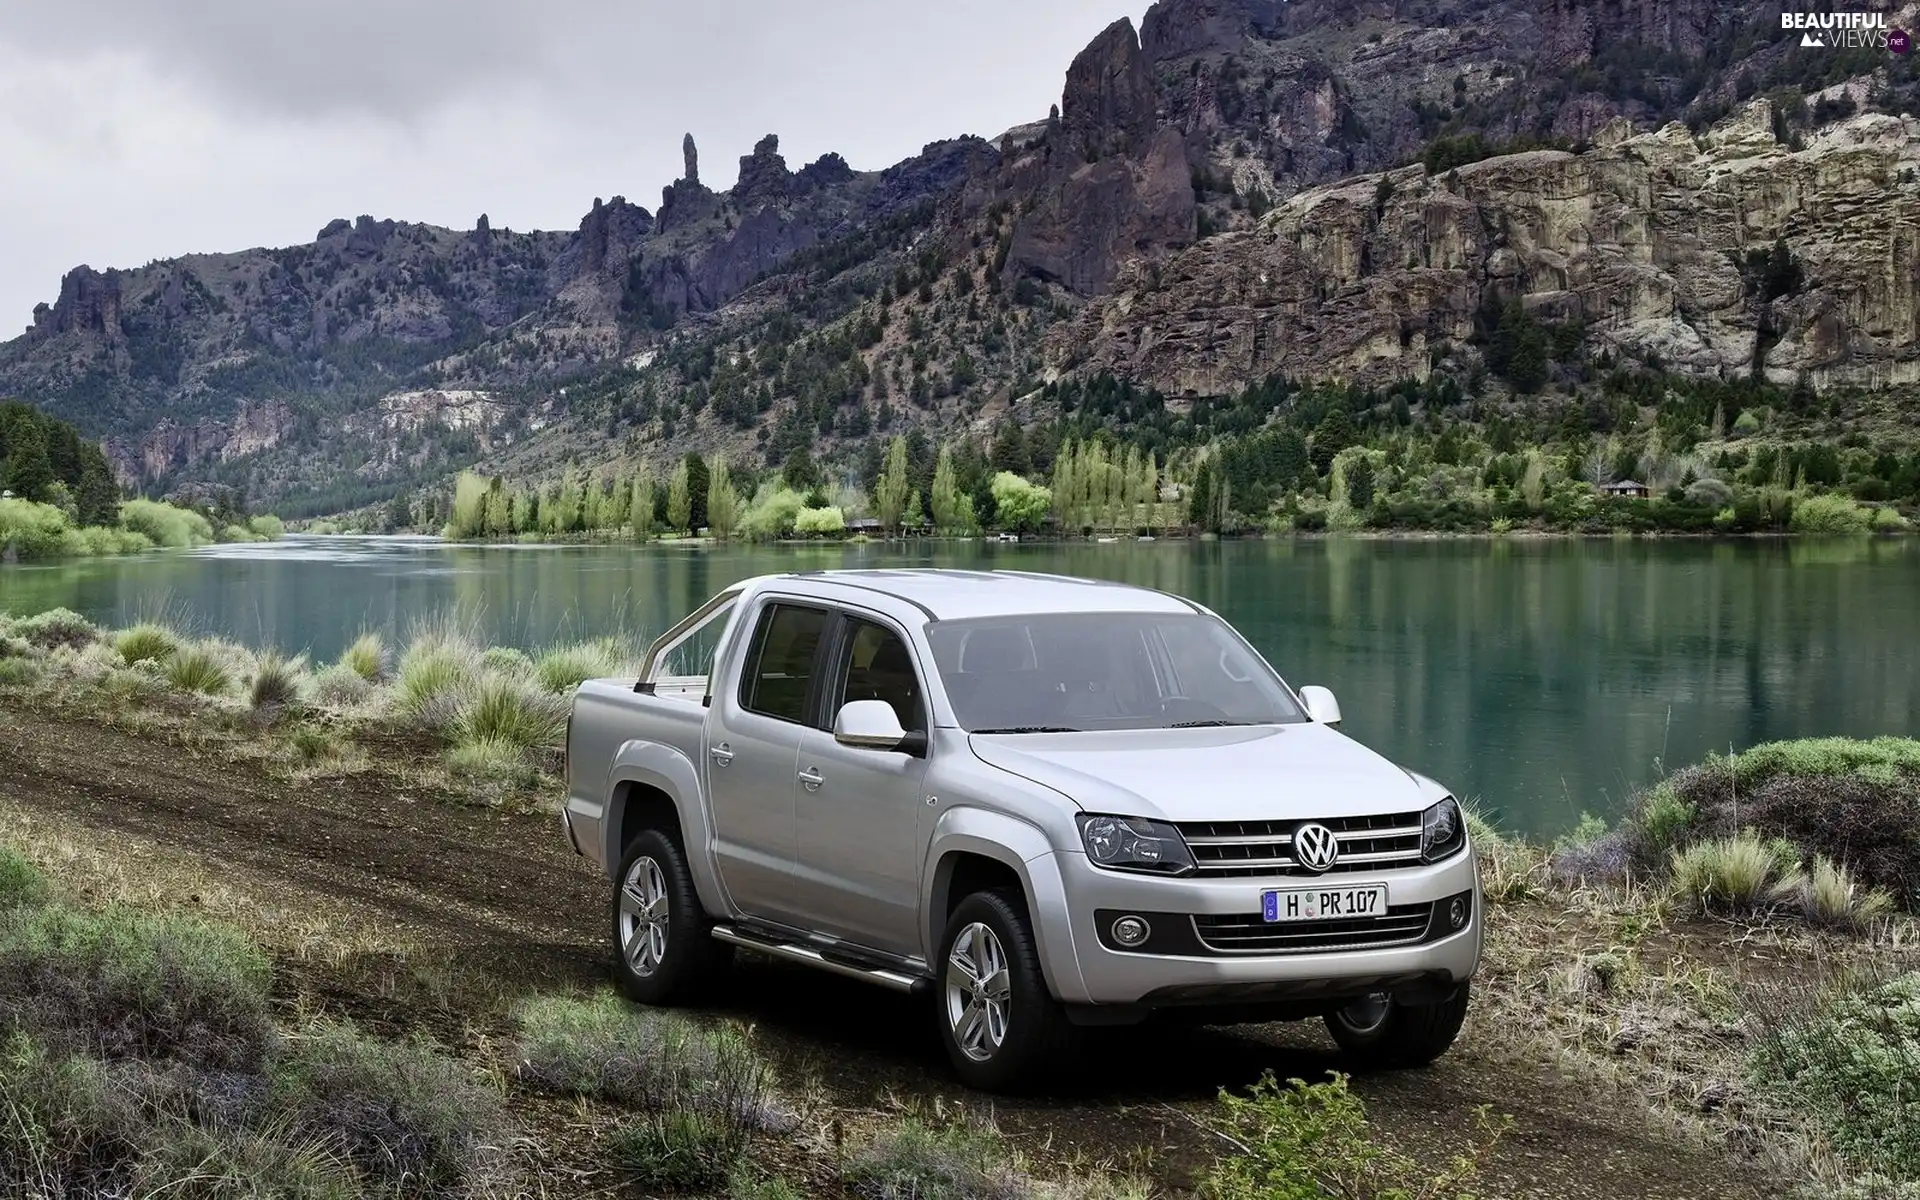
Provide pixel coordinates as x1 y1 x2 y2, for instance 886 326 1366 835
0 710 1771 1199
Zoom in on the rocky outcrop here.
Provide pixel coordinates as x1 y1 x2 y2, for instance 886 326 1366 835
1054 105 1920 392
1140 0 1282 61
735 135 792 208
105 400 294 483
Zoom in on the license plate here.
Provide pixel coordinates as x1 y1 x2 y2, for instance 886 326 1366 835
1262 884 1389 923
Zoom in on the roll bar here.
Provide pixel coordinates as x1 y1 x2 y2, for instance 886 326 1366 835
632 585 744 694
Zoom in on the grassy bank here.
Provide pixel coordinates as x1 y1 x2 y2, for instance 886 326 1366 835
3 607 1917 1196
0 497 285 562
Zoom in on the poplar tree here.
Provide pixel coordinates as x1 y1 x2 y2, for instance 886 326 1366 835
707 458 740 539
667 460 692 532
876 435 909 530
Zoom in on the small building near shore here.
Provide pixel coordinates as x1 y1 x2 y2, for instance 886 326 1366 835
1601 480 1651 499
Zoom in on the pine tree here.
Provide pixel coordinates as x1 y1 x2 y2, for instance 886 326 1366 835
4 420 54 503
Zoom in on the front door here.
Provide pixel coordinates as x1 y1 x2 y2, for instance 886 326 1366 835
791 615 932 958
705 601 829 923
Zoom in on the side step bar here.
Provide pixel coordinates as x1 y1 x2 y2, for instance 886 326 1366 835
711 926 925 994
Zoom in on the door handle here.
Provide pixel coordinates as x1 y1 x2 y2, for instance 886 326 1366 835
796 767 824 791
710 743 734 766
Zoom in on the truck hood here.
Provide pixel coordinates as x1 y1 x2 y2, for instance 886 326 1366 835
967 724 1437 821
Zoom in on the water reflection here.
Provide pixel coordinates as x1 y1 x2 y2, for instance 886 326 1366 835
2 535 1914 839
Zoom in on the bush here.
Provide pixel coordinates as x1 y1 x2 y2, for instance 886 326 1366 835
0 498 78 560
115 623 180 666
480 646 534 678
166 644 234 696
272 1021 508 1194
1777 855 1895 930
0 901 273 1071
11 607 97 650
1791 492 1873 534
1873 506 1912 532
119 499 215 548
1622 781 1698 869
0 850 48 911
533 639 627 693
452 675 568 751
1662 739 1920 909
609 1110 739 1193
248 514 287 539
395 641 476 723
65 525 152 556
310 663 375 708
446 737 540 791
793 505 846 535
841 1119 1027 1200
0 659 40 688
248 651 305 710
1750 971 1920 1183
288 723 345 765
339 632 388 682
1669 832 1802 915
1200 1071 1508 1200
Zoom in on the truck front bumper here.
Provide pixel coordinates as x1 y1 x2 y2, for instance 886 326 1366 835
1033 845 1483 1011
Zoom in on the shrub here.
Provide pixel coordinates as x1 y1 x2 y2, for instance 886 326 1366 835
1872 506 1912 532
12 607 97 650
793 505 846 535
1199 1071 1508 1200
310 663 375 708
0 498 79 560
609 1110 739 1193
0 850 48 911
65 525 152 556
447 737 540 790
248 514 287 539
514 993 785 1142
0 1031 144 1196
272 1021 508 1194
1669 832 1802 915
1750 971 1920 1183
0 902 273 1071
841 1119 1027 1200
453 675 568 750
0 659 39 688
1549 814 1632 884
395 642 476 723
166 644 233 696
119 499 215 548
288 723 344 765
1791 492 1873 534
115 623 180 666
339 632 389 682
1663 739 1920 909
1776 855 1895 930
533 639 627 693
249 651 305 710
1622 781 1698 870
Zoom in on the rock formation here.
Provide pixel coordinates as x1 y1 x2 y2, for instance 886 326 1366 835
1055 104 1920 392
683 133 699 184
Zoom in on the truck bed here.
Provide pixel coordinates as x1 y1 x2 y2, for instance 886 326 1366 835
563 677 712 873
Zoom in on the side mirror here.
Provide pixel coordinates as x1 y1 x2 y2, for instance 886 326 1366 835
833 699 927 756
1299 685 1342 728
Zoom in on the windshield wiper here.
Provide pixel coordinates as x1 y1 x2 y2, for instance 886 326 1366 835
1168 719 1262 729
970 726 1083 735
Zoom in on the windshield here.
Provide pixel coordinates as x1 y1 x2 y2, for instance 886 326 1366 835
926 612 1307 733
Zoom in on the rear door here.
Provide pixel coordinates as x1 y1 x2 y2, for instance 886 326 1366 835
704 601 829 923
790 613 932 958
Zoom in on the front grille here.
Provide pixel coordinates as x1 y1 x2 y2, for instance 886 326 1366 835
1193 903 1434 954
1178 813 1424 878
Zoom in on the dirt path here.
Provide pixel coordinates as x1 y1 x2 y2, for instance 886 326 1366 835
0 710 1771 1199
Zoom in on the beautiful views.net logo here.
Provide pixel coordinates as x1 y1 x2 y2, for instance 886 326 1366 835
1781 11 1909 51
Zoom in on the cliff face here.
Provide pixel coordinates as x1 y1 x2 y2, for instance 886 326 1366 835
1055 104 1920 392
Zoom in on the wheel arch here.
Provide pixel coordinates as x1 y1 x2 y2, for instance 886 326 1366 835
923 807 1088 1004
605 739 727 917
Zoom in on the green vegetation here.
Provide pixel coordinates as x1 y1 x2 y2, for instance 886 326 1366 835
1200 1071 1508 1200
0 850 510 1198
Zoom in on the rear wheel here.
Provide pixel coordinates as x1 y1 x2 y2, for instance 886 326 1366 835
936 889 1076 1093
1323 983 1471 1069
611 828 731 1005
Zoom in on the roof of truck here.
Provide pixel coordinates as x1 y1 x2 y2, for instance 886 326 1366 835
768 568 1200 621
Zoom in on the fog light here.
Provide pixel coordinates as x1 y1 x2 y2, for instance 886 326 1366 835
1448 896 1470 930
1111 916 1151 947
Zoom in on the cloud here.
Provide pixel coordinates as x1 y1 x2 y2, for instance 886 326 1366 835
0 0 1149 330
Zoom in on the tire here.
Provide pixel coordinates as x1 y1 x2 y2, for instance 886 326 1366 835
935 889 1076 1093
610 828 731 1005
1323 982 1471 1069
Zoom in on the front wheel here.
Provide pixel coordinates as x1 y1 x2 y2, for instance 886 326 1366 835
936 890 1076 1093
610 828 730 1005
1323 982 1471 1069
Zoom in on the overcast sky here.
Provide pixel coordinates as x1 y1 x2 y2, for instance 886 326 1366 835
0 0 1149 333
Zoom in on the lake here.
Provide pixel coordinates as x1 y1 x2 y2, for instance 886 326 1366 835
3 534 1914 839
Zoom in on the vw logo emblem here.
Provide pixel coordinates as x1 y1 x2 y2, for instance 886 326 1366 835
1294 822 1341 873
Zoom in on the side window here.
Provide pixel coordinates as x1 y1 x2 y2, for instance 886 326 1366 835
835 621 925 733
739 605 830 723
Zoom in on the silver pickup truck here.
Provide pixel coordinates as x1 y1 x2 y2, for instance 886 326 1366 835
561 569 1481 1092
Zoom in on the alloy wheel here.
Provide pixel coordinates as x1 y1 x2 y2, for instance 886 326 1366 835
617 855 670 977
945 922 1012 1062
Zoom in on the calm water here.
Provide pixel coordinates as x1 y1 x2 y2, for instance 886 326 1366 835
3 535 1915 838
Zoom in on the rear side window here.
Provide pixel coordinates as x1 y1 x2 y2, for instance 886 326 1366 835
739 604 830 723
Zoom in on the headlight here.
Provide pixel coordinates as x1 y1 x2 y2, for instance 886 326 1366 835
1421 796 1466 862
1076 815 1196 876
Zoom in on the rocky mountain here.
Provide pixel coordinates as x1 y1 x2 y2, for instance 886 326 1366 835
2 0 1917 515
